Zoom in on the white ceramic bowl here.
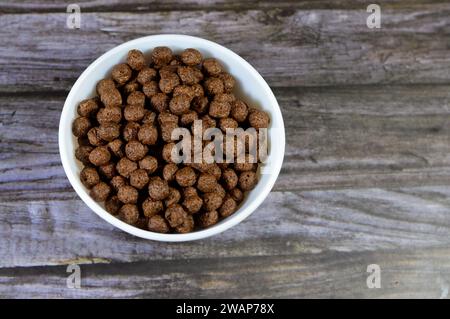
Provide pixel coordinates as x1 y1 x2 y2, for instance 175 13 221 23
59 34 285 242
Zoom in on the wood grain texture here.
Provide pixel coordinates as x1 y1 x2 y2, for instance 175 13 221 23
2 6 450 92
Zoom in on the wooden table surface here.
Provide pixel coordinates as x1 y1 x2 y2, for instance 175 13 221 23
1 0 450 298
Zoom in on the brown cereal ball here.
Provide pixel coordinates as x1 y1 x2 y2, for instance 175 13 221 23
183 186 198 198
175 167 197 187
230 100 248 123
77 98 99 117
89 146 111 166
180 110 198 126
72 117 91 137
148 176 170 200
110 175 127 192
192 96 209 114
87 128 105 146
239 171 257 191
138 124 158 145
230 187 244 203
175 215 194 233
142 198 163 218
161 122 179 143
165 187 181 207
219 118 238 132
80 167 100 189
235 154 256 172
137 67 157 85
180 48 202 66
127 49 146 71
213 183 226 199
198 210 219 228
204 77 224 96
99 162 117 180
152 46 173 66
203 58 223 76
90 182 111 202
122 121 140 142
248 109 270 129
218 72 235 93
163 163 178 181
222 168 238 190
177 66 201 85
142 110 157 125
123 80 140 95
107 139 124 158
164 204 188 228
150 93 169 113
127 91 145 107
124 104 145 122
147 215 170 233
97 106 122 125
100 88 122 108
203 192 223 212
97 123 120 142
130 169 149 190
117 185 139 204
143 81 160 98
219 196 237 217
207 163 222 180
214 93 235 104
159 72 180 94
197 173 218 193
112 63 132 85
199 115 216 133
96 79 115 96
75 145 93 165
125 140 148 161
116 157 138 178
209 100 231 118
183 195 203 214
105 195 122 215
139 156 158 174
173 85 195 99
158 109 179 125
119 204 139 224
169 94 191 115
162 142 176 163
192 82 204 97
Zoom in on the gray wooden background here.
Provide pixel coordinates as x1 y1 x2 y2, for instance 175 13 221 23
1 0 450 298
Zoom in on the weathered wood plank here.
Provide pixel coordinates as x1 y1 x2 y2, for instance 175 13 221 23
2 185 450 267
1 247 450 298
2 7 450 92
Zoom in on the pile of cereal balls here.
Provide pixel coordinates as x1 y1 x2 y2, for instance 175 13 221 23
72 47 270 233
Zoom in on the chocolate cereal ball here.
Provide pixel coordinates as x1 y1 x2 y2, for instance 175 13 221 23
127 49 146 71
142 198 163 217
77 98 99 117
105 195 122 215
169 94 191 115
138 124 158 145
90 182 111 202
123 80 140 95
142 81 160 98
116 157 137 178
163 163 178 181
130 169 149 190
165 204 188 228
180 110 198 126
203 192 223 211
119 204 139 224
124 104 145 122
173 85 195 99
110 175 127 192
162 142 176 163
175 167 197 187
214 93 235 104
230 187 244 203
139 155 158 174
100 89 122 108
196 173 217 193
177 66 201 85
96 79 115 96
127 91 145 107
107 139 124 158
183 195 203 214
148 215 170 233
159 72 180 94
192 96 209 114
204 77 224 96
219 196 237 217
213 183 227 199
175 215 194 233
219 118 238 132
72 117 91 137
218 72 235 93
209 100 231 118
235 154 256 172
180 48 202 66
203 58 223 76
152 46 173 66
248 109 270 129
99 162 117 180
111 63 132 85
87 127 104 146
142 110 157 125
97 106 122 125
118 185 139 204
148 177 170 200
198 210 219 228
192 82 205 97
122 121 140 142
230 100 248 123
151 93 169 113
239 171 257 191
165 187 181 207
222 168 238 190
125 140 148 161
137 67 157 85
89 146 111 166
97 123 120 142
183 186 198 198
75 145 93 165
80 167 100 189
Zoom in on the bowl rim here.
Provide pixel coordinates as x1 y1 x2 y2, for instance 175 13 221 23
59 34 285 242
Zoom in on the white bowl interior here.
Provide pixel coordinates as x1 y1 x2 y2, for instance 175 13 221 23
59 35 285 241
